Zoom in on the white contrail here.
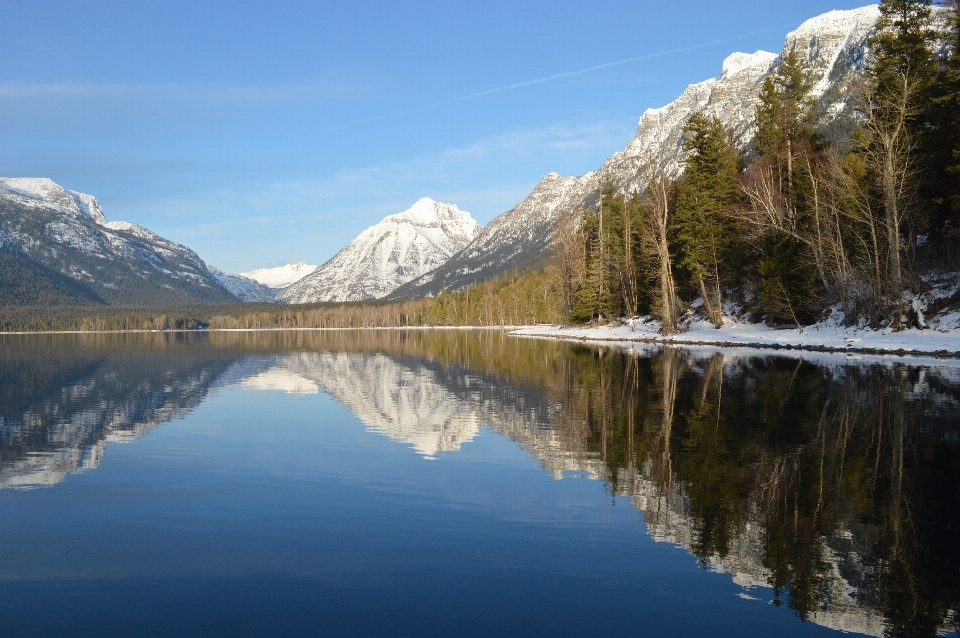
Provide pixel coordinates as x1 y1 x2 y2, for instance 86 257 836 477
319 24 792 134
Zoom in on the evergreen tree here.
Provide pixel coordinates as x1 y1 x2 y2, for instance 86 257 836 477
675 112 741 327
755 47 818 175
928 0 960 239
869 0 938 97
750 48 821 325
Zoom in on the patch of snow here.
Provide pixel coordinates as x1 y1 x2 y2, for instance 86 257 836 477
513 314 960 359
65 190 107 225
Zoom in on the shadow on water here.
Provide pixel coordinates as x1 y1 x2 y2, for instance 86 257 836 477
1 330 959 636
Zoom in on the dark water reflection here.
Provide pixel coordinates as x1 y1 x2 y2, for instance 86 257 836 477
1 330 958 637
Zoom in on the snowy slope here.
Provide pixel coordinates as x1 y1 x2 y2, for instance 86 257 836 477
204 262 316 303
280 198 481 303
207 265 277 302
391 6 882 299
0 177 237 305
242 262 317 289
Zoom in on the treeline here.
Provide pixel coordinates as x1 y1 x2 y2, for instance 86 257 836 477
0 268 564 332
205 268 563 329
0 303 250 332
556 0 960 331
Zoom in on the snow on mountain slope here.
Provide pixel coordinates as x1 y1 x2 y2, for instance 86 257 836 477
241 262 317 289
207 265 277 302
390 5 882 299
0 177 237 305
280 198 481 303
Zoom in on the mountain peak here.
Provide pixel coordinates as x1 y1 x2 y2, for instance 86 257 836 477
386 197 473 227
389 4 886 299
721 51 776 78
0 177 107 225
279 199 481 303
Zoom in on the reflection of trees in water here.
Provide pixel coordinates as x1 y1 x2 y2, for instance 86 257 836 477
541 346 960 636
1 330 957 635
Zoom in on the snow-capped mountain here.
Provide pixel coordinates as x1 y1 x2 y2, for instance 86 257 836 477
390 6 881 299
242 262 316 288
0 177 237 305
280 198 481 303
205 262 316 303
207 265 277 302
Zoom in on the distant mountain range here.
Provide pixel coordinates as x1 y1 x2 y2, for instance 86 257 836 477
0 7 886 307
207 262 317 303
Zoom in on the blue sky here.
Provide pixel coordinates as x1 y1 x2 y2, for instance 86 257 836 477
0 0 870 273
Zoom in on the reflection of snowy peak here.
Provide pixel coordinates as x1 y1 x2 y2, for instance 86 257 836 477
280 198 481 303
241 367 320 395
391 6 881 298
279 351 482 456
0 362 224 489
0 177 237 304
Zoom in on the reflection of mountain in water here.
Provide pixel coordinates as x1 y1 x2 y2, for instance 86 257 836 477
284 351 483 457
0 334 242 488
1 331 958 636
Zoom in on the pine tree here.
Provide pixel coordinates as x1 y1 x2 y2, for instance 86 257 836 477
754 47 818 218
947 1 960 219
928 0 960 239
749 48 821 325
869 0 938 98
674 112 741 327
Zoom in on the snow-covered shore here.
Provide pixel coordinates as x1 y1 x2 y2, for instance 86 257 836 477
512 316 960 359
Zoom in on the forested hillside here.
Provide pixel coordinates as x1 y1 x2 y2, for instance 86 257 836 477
553 0 960 331
0 252 106 307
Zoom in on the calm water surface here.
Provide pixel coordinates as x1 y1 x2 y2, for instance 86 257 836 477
1 330 958 637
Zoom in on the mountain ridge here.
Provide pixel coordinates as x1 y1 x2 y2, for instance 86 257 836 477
0 177 238 305
389 5 882 299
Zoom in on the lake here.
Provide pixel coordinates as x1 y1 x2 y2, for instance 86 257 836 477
1 329 958 637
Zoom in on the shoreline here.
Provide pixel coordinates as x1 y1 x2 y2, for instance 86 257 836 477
514 330 960 359
512 319 960 360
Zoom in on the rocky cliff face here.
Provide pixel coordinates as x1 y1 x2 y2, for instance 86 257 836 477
280 197 481 303
0 177 237 305
390 6 881 298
